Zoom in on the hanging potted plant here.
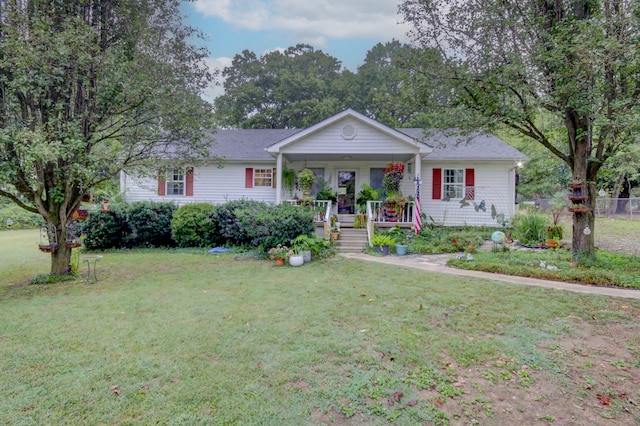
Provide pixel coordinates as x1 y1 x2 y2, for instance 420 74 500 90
382 162 406 221
282 167 295 197
297 169 315 197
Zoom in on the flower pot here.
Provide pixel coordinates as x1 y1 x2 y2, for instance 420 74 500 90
301 250 311 263
289 255 304 267
275 258 285 266
395 244 408 256
374 245 390 255
545 239 559 249
331 232 340 241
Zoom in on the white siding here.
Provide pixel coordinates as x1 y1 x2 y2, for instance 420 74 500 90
122 163 279 206
283 118 417 154
421 161 516 227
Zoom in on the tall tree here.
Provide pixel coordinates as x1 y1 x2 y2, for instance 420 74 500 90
400 0 640 258
214 44 344 128
354 40 422 127
0 0 213 275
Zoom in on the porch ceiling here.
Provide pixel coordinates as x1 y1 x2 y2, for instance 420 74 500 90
282 153 416 162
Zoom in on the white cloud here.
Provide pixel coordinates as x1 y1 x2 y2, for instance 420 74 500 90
193 0 410 42
201 56 233 102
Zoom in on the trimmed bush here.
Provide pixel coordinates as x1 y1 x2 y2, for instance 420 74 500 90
171 203 219 247
80 206 131 250
237 203 315 250
210 199 263 246
125 201 176 247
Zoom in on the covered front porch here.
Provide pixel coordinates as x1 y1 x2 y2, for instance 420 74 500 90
267 108 430 219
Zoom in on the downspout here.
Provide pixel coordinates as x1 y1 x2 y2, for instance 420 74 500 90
275 153 283 204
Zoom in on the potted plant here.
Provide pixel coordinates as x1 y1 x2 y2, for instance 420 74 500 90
282 167 295 197
382 162 405 196
268 244 289 266
288 246 304 267
315 179 337 203
545 191 565 249
297 168 315 197
370 233 396 255
330 214 340 240
291 234 314 262
545 225 563 249
394 230 412 256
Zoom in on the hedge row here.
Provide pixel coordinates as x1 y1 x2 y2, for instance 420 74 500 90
82 200 316 252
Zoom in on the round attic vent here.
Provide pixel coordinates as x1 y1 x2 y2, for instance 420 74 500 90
341 124 357 140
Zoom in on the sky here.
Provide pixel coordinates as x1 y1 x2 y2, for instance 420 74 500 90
182 0 413 99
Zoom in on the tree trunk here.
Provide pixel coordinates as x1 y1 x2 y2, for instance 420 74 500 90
569 118 596 259
49 220 73 276
50 244 72 275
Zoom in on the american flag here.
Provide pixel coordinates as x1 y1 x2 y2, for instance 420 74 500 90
414 176 422 234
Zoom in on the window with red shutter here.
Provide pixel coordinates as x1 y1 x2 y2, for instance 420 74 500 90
432 168 442 200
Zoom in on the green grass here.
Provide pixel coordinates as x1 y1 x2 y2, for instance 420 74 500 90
1 230 640 424
449 248 640 288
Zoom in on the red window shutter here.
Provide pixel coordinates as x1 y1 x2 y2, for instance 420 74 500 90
272 168 277 188
157 170 166 196
185 167 194 196
465 168 475 200
245 168 253 188
432 168 442 200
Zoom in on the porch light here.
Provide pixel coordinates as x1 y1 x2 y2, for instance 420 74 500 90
341 155 352 160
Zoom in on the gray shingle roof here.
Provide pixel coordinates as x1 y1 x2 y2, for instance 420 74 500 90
208 129 301 161
208 128 527 162
400 129 529 161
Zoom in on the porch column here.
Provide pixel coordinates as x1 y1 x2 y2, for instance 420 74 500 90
414 154 422 182
275 152 283 204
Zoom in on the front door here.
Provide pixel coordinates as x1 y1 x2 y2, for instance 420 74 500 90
337 170 356 214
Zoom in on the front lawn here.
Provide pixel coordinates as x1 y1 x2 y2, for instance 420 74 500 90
449 248 640 288
1 230 640 424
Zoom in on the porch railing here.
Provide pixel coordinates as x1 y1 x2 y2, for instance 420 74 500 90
368 200 415 224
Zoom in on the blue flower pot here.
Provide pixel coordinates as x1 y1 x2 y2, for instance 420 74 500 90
395 244 408 256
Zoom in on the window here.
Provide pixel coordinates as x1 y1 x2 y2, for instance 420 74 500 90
254 168 273 187
444 169 464 199
369 167 385 191
167 169 185 195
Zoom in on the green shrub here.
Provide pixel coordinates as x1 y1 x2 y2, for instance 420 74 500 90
0 203 44 229
80 206 131 250
291 233 332 259
171 203 219 247
410 226 487 254
211 199 260 245
512 212 549 246
237 203 315 250
125 201 176 247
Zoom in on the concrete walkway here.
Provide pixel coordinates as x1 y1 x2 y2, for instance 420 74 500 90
341 252 640 300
